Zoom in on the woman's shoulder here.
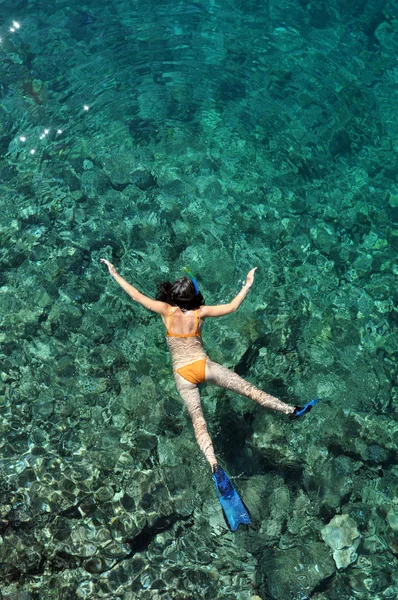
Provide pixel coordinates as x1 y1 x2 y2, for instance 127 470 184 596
197 306 207 318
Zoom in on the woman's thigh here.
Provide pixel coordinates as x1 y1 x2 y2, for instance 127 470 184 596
205 359 291 413
173 372 201 413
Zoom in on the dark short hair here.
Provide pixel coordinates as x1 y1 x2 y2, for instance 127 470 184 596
157 277 205 310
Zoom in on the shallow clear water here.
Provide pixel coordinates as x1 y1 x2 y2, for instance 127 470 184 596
0 0 397 598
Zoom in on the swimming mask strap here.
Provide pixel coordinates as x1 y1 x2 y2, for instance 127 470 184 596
183 267 199 295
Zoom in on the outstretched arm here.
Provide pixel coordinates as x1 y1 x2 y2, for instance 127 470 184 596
101 259 169 316
199 268 257 318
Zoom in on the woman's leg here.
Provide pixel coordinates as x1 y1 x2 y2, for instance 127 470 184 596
174 373 217 469
205 359 294 415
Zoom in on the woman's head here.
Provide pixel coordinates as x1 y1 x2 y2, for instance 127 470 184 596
157 277 205 310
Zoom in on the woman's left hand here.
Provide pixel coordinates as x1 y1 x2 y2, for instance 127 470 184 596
100 258 118 277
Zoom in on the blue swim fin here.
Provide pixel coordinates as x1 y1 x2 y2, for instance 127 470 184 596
289 397 320 420
213 465 251 532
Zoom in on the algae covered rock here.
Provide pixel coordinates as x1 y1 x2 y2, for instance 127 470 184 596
262 541 335 599
321 514 361 569
102 153 135 187
303 455 356 510
387 506 398 531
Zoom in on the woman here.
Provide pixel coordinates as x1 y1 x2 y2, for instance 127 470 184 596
101 259 318 530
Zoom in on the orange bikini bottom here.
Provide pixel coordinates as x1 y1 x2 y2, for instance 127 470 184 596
175 358 208 385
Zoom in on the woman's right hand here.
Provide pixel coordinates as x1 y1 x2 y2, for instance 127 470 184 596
100 258 118 278
245 267 257 288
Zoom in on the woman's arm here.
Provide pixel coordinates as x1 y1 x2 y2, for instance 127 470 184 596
101 259 169 316
199 268 257 318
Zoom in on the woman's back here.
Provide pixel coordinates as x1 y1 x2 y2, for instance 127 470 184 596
165 307 203 338
164 307 206 370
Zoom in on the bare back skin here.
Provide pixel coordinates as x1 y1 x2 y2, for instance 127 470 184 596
161 306 204 335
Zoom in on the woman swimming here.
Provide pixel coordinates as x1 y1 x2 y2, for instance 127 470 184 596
100 259 318 530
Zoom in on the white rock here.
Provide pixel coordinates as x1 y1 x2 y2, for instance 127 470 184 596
321 514 361 570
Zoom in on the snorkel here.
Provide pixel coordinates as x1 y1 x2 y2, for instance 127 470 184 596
183 267 199 296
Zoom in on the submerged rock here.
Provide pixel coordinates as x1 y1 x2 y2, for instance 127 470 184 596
262 541 335 599
387 506 398 531
321 514 361 570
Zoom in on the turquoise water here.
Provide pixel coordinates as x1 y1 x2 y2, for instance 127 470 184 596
0 0 397 597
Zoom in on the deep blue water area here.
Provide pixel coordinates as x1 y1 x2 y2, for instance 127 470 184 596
0 0 397 597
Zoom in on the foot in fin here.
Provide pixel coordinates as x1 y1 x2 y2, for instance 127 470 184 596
289 397 320 420
212 465 251 532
